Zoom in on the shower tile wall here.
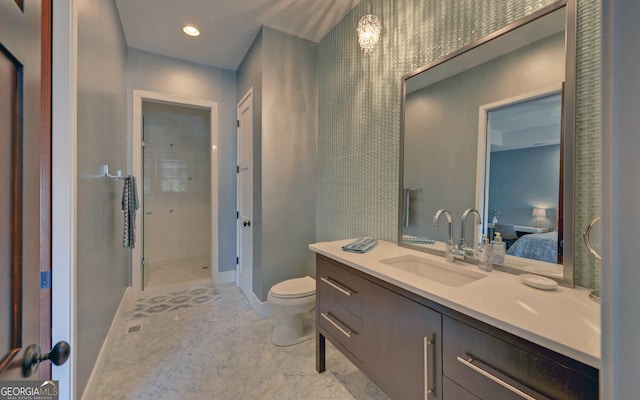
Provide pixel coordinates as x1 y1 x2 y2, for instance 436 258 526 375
142 102 211 265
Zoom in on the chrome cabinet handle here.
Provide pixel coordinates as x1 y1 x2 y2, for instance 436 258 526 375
320 312 354 338
424 336 434 399
320 276 354 296
456 356 536 400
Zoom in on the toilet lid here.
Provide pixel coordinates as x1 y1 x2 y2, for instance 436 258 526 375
270 276 316 299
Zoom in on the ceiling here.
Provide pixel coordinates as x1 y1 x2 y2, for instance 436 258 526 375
115 0 362 71
490 93 562 152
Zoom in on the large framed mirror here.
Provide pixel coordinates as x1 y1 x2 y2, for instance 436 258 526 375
399 0 576 286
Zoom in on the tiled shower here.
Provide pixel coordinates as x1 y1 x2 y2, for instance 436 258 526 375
142 101 212 288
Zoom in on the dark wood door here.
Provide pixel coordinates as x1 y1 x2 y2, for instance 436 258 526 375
0 0 53 380
362 280 443 400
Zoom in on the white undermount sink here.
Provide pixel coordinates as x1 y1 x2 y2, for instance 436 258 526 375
378 254 486 287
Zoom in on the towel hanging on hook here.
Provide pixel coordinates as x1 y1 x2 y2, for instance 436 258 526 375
403 187 422 227
121 175 139 248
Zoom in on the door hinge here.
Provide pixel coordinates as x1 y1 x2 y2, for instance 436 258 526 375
236 211 239 219
141 258 145 267
237 165 240 173
237 120 240 128
236 257 239 265
40 271 51 289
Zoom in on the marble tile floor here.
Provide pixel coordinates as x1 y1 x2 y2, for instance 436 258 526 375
144 257 211 290
94 281 390 400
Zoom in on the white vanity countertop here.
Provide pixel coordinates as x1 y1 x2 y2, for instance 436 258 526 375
309 239 601 369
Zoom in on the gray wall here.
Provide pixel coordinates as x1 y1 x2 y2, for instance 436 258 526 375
236 30 263 295
601 0 640 396
261 27 318 298
318 0 601 289
488 145 560 229
76 0 128 394
236 27 318 301
403 32 564 242
127 48 237 274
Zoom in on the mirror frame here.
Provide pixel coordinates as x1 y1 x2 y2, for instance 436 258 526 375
398 0 577 287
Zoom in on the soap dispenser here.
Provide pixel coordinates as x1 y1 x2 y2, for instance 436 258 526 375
492 232 506 265
478 234 493 272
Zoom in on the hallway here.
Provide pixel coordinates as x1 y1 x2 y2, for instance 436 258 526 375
94 282 389 399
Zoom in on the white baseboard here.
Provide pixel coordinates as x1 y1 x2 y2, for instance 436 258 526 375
214 270 236 285
81 287 132 400
246 290 273 320
216 270 272 317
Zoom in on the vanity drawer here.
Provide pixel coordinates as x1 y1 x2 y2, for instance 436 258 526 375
443 376 480 400
318 296 364 360
317 256 363 317
443 316 598 400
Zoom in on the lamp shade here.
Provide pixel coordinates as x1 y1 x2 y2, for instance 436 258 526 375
532 208 547 218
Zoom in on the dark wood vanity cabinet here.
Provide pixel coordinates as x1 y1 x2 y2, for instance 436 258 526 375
316 254 442 399
316 254 366 362
442 316 599 400
315 254 599 400
361 278 442 400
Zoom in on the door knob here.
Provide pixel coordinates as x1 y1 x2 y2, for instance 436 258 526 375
22 341 70 377
243 220 251 227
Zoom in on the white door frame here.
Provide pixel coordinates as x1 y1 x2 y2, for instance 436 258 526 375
132 90 219 291
475 84 563 232
51 0 78 397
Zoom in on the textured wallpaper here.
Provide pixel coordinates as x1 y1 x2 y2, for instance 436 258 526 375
317 0 600 288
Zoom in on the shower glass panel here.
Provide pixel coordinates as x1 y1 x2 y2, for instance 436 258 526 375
142 101 211 289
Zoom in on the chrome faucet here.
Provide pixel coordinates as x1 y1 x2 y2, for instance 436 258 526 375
433 209 463 262
459 208 482 255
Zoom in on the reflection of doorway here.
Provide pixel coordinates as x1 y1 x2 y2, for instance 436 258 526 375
132 91 219 291
142 102 211 290
477 86 563 234
477 87 563 267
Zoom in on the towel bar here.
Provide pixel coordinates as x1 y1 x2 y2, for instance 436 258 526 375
103 164 125 180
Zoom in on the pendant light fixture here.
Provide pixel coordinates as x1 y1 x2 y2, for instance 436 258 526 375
357 1 382 54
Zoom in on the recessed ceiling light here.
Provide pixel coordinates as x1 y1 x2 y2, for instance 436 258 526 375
182 25 200 37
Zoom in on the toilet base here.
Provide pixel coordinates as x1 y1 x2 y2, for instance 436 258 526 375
271 309 315 347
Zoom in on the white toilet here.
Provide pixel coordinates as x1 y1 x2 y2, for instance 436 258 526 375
267 276 316 346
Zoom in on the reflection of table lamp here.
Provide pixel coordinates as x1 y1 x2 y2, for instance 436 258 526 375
532 207 547 228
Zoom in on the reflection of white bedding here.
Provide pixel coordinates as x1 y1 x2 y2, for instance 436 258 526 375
507 231 558 263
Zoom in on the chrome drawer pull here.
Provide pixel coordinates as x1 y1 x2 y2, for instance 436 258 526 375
456 356 536 400
424 336 434 399
320 276 354 296
320 312 353 338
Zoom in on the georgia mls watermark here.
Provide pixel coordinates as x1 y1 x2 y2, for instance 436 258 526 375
0 381 58 400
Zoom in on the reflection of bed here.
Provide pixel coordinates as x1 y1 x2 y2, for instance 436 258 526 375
506 231 558 263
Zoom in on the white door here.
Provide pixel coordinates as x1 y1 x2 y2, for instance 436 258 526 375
237 89 253 300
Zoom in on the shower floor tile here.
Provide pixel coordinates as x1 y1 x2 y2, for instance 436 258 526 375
94 282 389 400
144 256 211 290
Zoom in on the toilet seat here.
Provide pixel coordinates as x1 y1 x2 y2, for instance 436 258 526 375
269 276 315 299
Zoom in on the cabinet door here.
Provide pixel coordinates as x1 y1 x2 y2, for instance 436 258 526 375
362 280 442 400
